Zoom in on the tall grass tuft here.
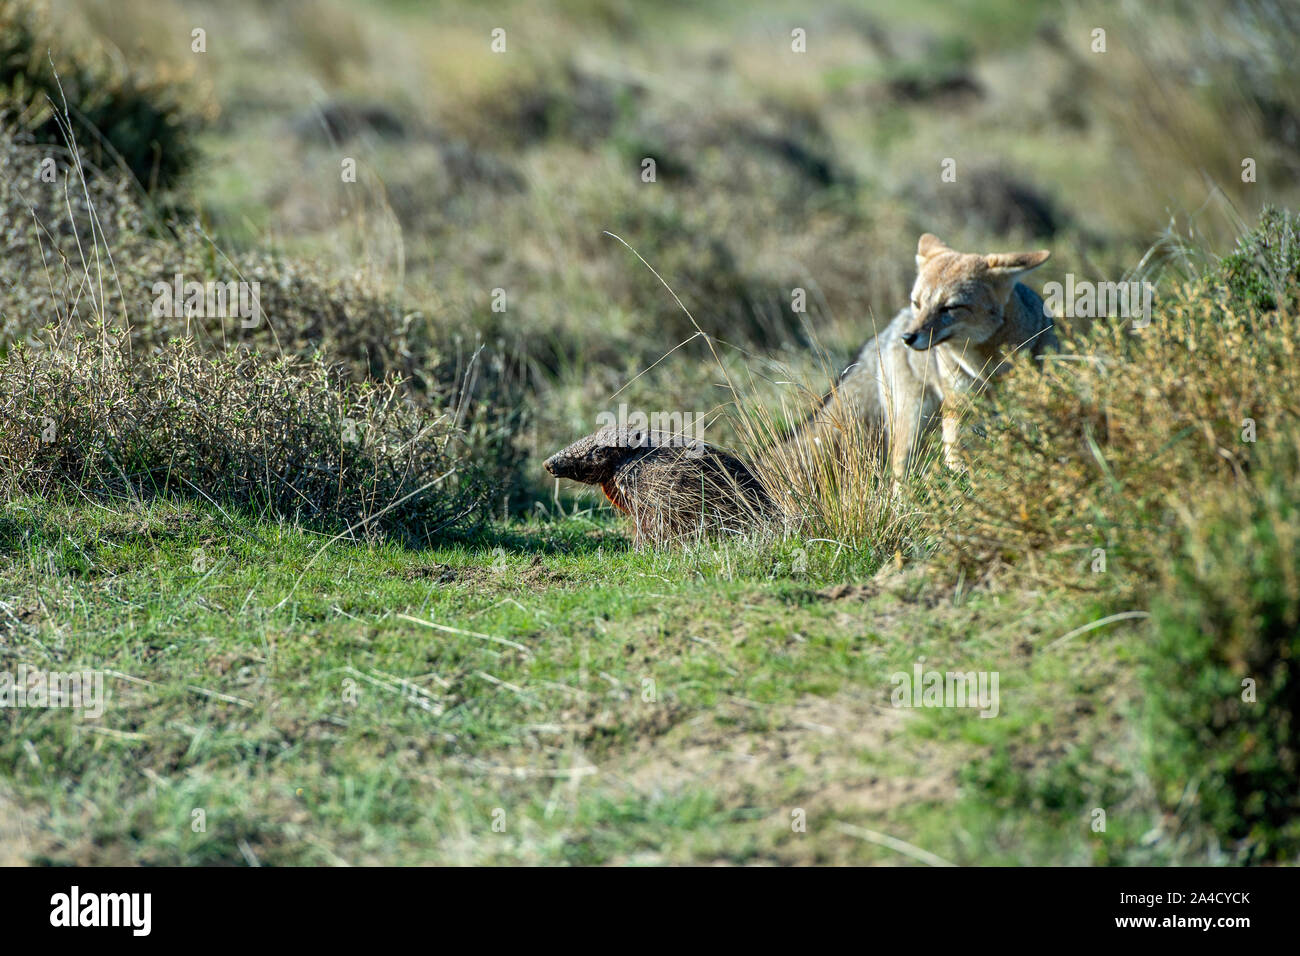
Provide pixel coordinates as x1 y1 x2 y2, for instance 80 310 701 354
728 365 914 559
0 328 488 542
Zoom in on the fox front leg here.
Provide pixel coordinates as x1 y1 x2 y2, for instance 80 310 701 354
940 400 967 473
889 416 914 482
888 388 927 482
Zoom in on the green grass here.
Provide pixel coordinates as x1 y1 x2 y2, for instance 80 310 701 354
0 492 1191 865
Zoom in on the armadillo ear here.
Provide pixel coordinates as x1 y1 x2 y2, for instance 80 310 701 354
916 233 951 269
984 249 1050 276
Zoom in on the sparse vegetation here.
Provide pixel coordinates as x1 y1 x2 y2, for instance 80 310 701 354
0 329 487 542
0 0 207 192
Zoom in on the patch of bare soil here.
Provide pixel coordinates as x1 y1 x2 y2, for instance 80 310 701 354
401 562 472 584
816 582 879 602
402 555 576 588
811 560 936 605
0 788 50 866
607 688 961 863
512 555 576 588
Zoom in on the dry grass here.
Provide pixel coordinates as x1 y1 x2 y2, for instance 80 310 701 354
0 328 487 541
733 371 914 556
933 270 1300 593
0 86 493 541
603 232 914 559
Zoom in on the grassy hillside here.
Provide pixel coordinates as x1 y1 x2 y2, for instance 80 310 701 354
0 0 1297 864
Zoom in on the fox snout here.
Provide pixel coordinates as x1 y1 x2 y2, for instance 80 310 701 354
901 317 950 350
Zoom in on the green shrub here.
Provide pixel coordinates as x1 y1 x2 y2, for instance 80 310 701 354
935 207 1300 592
0 0 205 191
1142 461 1300 860
1212 205 1300 313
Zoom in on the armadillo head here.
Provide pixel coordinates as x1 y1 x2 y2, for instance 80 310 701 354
544 425 649 485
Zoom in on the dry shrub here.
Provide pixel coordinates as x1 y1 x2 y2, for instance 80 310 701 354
929 204 1300 591
1 126 530 517
0 328 488 542
721 355 914 559
0 131 437 386
932 281 1298 590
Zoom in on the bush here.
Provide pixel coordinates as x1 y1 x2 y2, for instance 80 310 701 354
1142 461 1300 860
0 129 442 385
0 329 488 543
1212 205 1300 313
934 208 1300 592
0 127 534 516
0 131 421 378
924 206 1300 860
0 0 206 191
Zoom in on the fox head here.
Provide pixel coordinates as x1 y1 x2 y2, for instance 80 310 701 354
901 234 1050 351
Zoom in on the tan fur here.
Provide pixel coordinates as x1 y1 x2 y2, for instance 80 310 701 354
786 234 1055 480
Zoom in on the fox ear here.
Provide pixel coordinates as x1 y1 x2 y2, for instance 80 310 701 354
984 249 1050 276
916 233 951 268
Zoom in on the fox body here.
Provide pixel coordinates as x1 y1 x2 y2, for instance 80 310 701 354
790 234 1055 478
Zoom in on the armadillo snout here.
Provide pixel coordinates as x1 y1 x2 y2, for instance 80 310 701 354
544 454 577 479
